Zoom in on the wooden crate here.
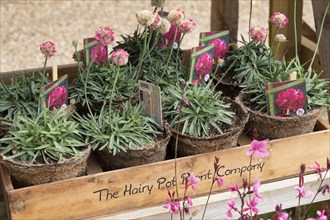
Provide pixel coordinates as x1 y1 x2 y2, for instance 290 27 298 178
0 65 329 219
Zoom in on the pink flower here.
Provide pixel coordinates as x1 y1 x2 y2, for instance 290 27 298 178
163 198 181 214
195 53 213 81
308 161 326 176
225 198 237 219
110 49 129 66
186 173 200 194
208 38 227 63
275 88 306 116
151 13 162 30
46 86 67 110
39 41 57 59
273 204 289 220
228 184 239 192
248 27 267 43
321 184 330 195
275 34 287 42
253 179 263 199
168 8 185 25
246 139 269 158
243 197 259 214
180 18 197 34
163 24 181 45
307 210 328 220
294 185 312 198
95 26 115 47
270 12 289 29
216 177 225 188
90 45 107 64
183 196 193 214
183 98 189 105
136 10 155 26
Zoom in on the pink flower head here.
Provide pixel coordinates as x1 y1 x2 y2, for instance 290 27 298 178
151 13 162 30
321 184 330 195
168 8 185 25
157 18 171 34
225 198 237 219
39 41 57 59
253 179 263 199
270 12 289 29
308 161 326 176
95 26 115 47
110 49 129 66
46 86 67 110
246 139 269 158
275 88 305 116
216 177 225 188
228 184 239 192
180 18 197 34
186 173 200 194
195 53 213 80
163 198 180 215
294 185 312 198
163 24 181 45
248 27 267 43
208 38 227 63
90 45 107 64
273 204 289 220
316 210 327 220
136 10 155 26
183 98 189 105
243 197 259 214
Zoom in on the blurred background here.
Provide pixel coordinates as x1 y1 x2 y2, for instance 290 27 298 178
0 0 315 72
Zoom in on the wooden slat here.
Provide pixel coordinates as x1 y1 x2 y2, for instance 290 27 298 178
106 173 330 220
0 165 13 219
301 35 321 73
302 20 317 43
4 129 329 220
269 0 303 60
210 0 239 43
312 0 330 124
87 153 103 175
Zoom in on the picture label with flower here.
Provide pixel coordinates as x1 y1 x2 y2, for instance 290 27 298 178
189 44 215 84
199 30 229 64
83 37 108 65
42 74 68 110
266 79 307 117
138 80 163 126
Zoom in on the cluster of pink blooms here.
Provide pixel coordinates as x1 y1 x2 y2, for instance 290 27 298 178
110 49 129 66
136 10 155 26
168 8 185 25
246 139 269 158
136 10 171 35
162 24 182 46
270 12 289 29
208 38 227 64
180 18 197 34
248 27 267 43
95 26 115 47
163 173 200 215
46 86 67 110
151 13 162 30
194 53 213 84
90 45 107 65
39 41 57 59
275 88 305 116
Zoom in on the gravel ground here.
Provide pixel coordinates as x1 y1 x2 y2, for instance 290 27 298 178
0 0 314 72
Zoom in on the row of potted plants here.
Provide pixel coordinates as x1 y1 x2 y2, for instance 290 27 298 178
0 0 328 188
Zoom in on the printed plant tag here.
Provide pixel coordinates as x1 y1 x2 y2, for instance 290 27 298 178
83 38 108 65
138 80 163 127
199 30 229 64
266 79 307 117
41 74 69 110
189 44 215 85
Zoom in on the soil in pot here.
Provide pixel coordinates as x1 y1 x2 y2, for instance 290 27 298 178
212 71 241 99
1 146 92 187
95 131 171 171
168 98 249 157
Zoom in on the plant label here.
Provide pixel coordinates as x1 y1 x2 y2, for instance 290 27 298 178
138 80 163 127
266 79 307 117
189 44 215 85
41 74 69 111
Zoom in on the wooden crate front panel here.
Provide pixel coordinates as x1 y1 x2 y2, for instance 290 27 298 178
5 130 329 219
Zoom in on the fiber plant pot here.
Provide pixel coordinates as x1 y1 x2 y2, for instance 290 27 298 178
244 105 325 140
1 146 92 187
96 132 171 171
169 98 249 157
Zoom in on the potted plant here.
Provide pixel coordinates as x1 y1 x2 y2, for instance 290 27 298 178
163 81 248 156
240 9 329 140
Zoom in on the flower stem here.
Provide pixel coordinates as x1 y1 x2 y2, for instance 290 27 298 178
201 176 216 219
164 25 179 80
248 0 253 40
308 2 330 73
42 57 48 85
108 66 120 122
294 0 298 59
136 27 148 79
